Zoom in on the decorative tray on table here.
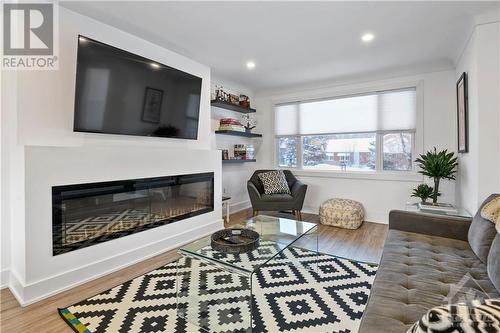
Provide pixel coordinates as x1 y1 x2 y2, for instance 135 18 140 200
211 228 260 254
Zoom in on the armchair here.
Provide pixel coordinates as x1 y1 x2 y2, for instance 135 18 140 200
247 170 307 220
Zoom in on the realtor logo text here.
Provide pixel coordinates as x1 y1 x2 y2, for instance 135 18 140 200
2 2 58 70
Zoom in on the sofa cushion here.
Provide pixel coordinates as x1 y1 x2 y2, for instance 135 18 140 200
468 194 499 263
481 196 500 223
258 170 291 195
359 230 499 333
260 194 293 202
488 234 500 292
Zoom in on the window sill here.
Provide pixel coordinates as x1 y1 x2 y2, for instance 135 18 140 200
291 169 423 182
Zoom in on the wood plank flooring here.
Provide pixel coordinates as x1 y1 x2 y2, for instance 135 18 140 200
0 209 387 333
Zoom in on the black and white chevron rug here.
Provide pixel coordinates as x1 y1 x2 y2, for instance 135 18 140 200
59 244 377 333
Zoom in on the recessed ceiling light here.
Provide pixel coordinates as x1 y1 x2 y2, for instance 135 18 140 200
150 62 160 69
246 61 256 70
361 33 375 43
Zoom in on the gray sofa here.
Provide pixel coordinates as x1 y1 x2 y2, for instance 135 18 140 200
247 170 307 219
359 194 500 333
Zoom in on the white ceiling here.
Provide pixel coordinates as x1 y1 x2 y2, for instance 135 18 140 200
61 1 499 92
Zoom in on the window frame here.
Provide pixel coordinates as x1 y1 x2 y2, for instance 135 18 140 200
273 81 423 181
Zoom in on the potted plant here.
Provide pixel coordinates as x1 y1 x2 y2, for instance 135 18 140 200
415 147 458 204
411 184 435 203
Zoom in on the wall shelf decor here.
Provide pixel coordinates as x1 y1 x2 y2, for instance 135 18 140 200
215 130 262 138
211 100 256 114
222 159 257 164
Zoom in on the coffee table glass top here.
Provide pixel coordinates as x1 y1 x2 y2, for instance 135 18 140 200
178 215 317 276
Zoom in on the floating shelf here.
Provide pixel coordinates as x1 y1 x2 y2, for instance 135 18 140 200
211 100 256 113
215 130 262 138
222 159 256 164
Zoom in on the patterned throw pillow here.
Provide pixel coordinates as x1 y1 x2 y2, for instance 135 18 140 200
407 298 500 333
258 170 291 195
481 196 500 224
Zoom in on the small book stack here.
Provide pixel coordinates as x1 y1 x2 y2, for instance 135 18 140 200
234 144 255 160
218 118 245 132
234 144 247 159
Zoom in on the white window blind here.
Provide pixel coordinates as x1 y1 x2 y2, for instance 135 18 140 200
275 87 416 135
275 103 299 135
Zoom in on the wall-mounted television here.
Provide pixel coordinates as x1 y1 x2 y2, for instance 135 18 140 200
73 35 202 139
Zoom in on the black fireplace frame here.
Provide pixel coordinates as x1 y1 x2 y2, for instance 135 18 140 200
52 172 214 255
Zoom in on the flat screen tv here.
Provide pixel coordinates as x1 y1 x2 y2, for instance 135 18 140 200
73 35 202 139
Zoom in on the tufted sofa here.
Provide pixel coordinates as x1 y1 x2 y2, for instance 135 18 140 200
359 195 500 333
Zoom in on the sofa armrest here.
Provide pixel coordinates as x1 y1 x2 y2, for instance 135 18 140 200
389 210 472 241
247 181 262 204
291 180 307 196
291 181 307 206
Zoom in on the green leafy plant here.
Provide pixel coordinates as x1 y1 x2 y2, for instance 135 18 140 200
415 147 458 204
411 184 434 203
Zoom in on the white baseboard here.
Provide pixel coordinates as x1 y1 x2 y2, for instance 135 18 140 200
229 202 321 217
302 205 319 215
227 200 251 215
1 268 10 289
227 204 387 224
8 269 25 305
9 219 223 306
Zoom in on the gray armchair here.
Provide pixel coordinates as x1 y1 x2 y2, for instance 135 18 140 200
247 170 307 220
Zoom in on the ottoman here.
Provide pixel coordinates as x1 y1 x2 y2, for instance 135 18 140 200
319 198 365 229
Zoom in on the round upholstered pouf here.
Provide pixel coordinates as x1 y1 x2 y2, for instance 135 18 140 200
319 198 365 229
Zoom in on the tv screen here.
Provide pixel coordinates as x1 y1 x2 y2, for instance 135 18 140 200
73 36 202 139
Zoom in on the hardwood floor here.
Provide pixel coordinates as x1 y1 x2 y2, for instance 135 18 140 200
227 210 387 263
0 209 387 333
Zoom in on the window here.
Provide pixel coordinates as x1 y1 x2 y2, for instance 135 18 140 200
302 133 376 171
382 132 413 171
275 87 416 173
278 137 297 167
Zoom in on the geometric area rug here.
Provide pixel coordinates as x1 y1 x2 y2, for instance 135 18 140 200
59 246 378 333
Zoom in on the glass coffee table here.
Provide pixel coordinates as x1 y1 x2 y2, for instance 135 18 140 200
176 215 318 332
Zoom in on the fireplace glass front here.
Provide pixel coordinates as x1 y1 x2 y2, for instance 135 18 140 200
52 173 214 255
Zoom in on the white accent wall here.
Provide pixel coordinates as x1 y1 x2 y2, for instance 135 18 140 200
455 21 500 213
254 70 458 223
19 146 221 304
1 7 222 305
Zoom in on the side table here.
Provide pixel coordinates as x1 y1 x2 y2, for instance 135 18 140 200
405 202 472 219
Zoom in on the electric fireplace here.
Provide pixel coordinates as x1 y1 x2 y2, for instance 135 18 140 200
52 173 214 255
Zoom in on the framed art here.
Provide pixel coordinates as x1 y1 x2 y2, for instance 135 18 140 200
142 87 164 123
456 72 468 153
